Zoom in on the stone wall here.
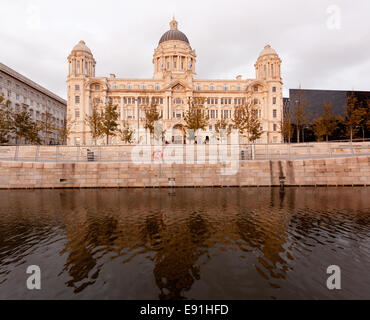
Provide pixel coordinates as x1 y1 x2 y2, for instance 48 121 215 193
0 156 369 189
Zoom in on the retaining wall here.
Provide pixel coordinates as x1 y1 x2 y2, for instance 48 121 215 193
0 156 370 189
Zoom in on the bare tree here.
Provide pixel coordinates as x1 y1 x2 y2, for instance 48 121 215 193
291 88 310 143
39 110 56 144
58 116 76 145
280 107 294 144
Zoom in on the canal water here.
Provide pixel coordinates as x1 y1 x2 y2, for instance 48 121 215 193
0 188 369 300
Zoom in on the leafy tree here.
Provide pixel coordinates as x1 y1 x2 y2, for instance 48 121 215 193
312 102 339 142
12 111 41 144
144 102 162 144
0 94 12 144
85 103 103 145
100 100 119 145
184 97 209 142
344 92 367 142
232 101 262 143
119 121 135 144
366 99 370 133
215 117 231 143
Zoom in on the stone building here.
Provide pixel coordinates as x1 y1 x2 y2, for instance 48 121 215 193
67 18 283 146
0 62 67 145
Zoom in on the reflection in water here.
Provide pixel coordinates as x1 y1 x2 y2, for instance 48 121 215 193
0 188 369 300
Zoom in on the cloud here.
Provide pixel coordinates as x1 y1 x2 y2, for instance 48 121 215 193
0 0 369 99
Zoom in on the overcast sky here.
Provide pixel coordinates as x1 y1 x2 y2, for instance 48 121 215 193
0 0 369 99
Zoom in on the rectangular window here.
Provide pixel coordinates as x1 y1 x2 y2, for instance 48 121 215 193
75 96 80 104
75 85 80 91
272 87 276 92
273 124 277 131
273 109 277 118
75 108 80 118
273 97 277 104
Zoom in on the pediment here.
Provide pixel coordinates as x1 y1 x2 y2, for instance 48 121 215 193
164 80 191 91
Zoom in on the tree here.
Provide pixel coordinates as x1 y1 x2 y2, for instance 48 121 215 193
312 102 339 142
12 110 41 145
344 92 367 142
85 103 103 145
58 116 76 145
291 88 310 143
184 97 209 142
232 101 262 143
39 110 56 144
367 99 370 133
0 94 12 144
100 100 119 145
144 102 162 144
215 117 231 144
119 121 135 144
280 107 294 144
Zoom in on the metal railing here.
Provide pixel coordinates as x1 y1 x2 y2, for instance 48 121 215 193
0 141 370 163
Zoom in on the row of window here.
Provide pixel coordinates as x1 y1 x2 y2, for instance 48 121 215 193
75 94 279 108
0 76 62 109
194 85 278 93
81 81 278 93
1 88 65 118
74 106 278 121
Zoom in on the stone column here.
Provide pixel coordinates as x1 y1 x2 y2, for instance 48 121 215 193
135 97 139 142
169 96 173 120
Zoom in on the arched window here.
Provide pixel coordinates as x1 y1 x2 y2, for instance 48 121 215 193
210 84 215 91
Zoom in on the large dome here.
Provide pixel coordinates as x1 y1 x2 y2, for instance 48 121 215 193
159 18 190 45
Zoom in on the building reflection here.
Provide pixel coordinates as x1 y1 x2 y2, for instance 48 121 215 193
0 187 369 299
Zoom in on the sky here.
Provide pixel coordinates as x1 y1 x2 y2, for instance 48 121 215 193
0 0 369 99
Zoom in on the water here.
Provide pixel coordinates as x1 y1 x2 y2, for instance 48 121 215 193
0 188 369 300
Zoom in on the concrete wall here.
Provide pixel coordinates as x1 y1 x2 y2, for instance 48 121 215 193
1 156 370 189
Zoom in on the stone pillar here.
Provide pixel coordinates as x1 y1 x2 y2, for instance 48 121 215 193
135 98 139 142
169 96 172 120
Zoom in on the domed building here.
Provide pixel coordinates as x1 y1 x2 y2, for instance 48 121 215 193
66 18 283 146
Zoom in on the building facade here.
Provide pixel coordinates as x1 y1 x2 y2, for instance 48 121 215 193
67 18 283 146
0 62 67 145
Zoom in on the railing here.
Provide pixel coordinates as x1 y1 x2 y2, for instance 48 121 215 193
0 142 370 163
